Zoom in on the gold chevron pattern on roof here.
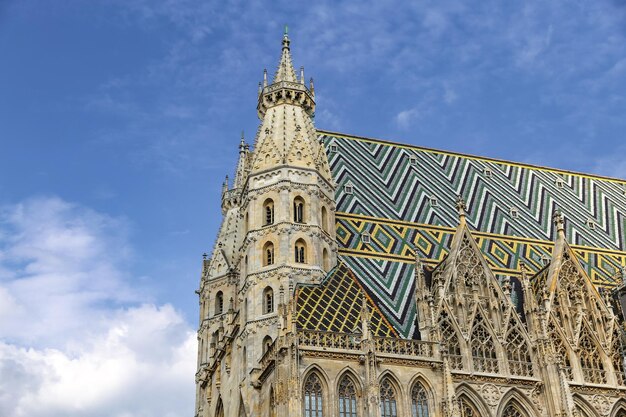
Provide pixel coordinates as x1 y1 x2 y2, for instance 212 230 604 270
295 261 397 338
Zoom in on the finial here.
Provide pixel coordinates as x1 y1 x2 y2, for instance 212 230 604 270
258 81 262 96
239 131 245 150
202 252 208 260
455 195 467 220
263 69 268 87
284 25 288 35
300 66 305 84
309 77 315 95
222 175 229 193
282 26 290 50
553 209 565 238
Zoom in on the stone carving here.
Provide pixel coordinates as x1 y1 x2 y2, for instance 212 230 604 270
481 383 502 407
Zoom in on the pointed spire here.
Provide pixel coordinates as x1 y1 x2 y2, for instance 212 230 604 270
455 195 467 224
300 66 305 84
273 28 297 83
222 175 229 194
309 77 315 96
263 69 268 87
239 131 246 152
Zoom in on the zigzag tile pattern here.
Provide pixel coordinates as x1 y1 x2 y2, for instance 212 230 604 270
319 131 626 338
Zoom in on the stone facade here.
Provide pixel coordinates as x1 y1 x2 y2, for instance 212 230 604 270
195 32 626 417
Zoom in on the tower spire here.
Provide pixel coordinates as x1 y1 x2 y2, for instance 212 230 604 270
273 28 297 83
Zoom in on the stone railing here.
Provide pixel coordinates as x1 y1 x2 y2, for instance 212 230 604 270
509 360 534 377
298 330 361 350
582 367 607 384
373 337 436 358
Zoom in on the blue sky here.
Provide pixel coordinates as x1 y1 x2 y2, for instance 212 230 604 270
1 0 625 415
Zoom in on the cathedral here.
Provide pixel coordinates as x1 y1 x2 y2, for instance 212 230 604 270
195 31 626 417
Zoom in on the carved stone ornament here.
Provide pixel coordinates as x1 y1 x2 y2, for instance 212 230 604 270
481 383 502 407
589 395 612 416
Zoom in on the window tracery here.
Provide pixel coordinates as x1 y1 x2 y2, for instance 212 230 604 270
548 319 573 379
459 397 480 417
294 197 305 223
215 291 224 315
578 326 606 384
263 199 275 226
263 287 274 314
379 377 398 417
411 382 429 417
338 375 358 417
470 319 498 373
303 373 324 417
295 239 306 263
440 313 463 369
263 242 275 266
505 324 533 376
456 237 486 292
502 403 525 417
611 328 625 386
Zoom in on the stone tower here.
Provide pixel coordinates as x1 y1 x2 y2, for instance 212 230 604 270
195 29 338 417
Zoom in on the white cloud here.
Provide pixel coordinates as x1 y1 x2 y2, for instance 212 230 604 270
395 108 421 130
0 197 197 417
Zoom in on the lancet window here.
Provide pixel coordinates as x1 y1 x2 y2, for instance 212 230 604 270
295 239 306 263
338 375 358 417
410 382 430 417
379 377 398 417
502 403 525 417
303 373 324 417
456 237 486 291
549 320 573 379
263 242 275 266
578 326 606 384
215 291 224 315
505 324 533 377
459 397 480 417
294 197 305 223
263 286 274 314
470 320 498 373
611 328 625 386
264 199 275 226
440 313 463 370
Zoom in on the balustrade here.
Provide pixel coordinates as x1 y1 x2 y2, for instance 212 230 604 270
298 330 361 350
373 337 434 357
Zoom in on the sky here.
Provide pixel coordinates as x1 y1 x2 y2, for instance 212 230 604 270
0 0 625 415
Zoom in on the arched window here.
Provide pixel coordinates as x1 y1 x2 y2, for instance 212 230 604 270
294 197 305 223
263 242 275 266
459 397 480 417
295 239 306 263
506 324 533 376
303 373 324 417
321 206 329 233
578 326 606 383
440 313 463 370
411 382 429 417
263 336 273 354
338 375 358 417
379 377 398 417
323 248 330 271
502 402 525 417
470 320 498 373
264 199 274 226
263 287 274 314
215 291 224 315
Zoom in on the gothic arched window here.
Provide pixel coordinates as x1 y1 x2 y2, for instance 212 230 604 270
303 373 324 417
578 326 606 383
470 320 498 373
411 382 429 417
459 397 480 417
338 375 358 417
263 286 274 314
440 313 463 370
264 199 275 226
502 402 525 417
379 377 398 417
295 239 306 263
294 197 305 223
611 327 625 386
505 324 533 377
263 242 275 266
215 291 224 315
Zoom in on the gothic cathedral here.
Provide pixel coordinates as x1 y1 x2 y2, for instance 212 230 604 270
195 32 626 417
